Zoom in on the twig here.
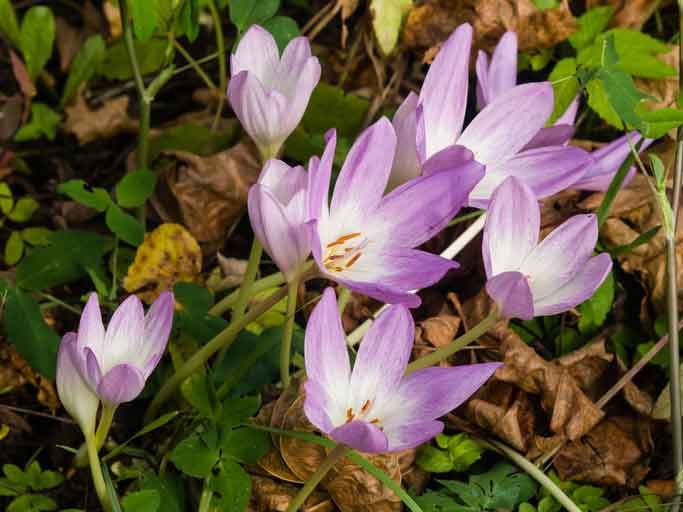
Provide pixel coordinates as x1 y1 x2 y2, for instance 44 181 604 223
0 404 75 424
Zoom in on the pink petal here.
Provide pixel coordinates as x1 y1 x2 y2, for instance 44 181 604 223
487 32 518 103
97 363 146 405
330 420 389 453
306 129 336 223
141 291 174 378
258 159 307 204
385 420 444 452
102 294 145 372
486 271 534 320
389 92 421 189
230 25 279 82
77 293 105 353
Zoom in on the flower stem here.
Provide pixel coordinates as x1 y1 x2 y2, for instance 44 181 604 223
281 279 299 389
86 434 112 512
405 310 498 374
209 271 287 316
198 479 213 512
95 403 117 451
337 286 351 313
286 444 349 512
206 0 226 131
173 40 216 89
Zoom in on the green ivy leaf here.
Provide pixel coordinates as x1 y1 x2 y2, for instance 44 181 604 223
14 103 61 142
8 197 39 223
115 169 157 209
131 0 160 41
57 180 112 212
19 6 55 80
208 460 251 512
229 0 280 32
61 35 107 106
4 231 24 265
568 6 614 51
262 16 300 52
370 0 413 56
105 204 145 246
169 434 220 478
0 0 21 47
122 490 161 512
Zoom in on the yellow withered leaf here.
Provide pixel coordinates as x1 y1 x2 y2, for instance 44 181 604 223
123 223 202 303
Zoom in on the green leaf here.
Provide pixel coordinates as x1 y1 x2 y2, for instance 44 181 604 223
0 279 60 378
4 231 24 265
105 204 145 246
19 6 55 80
261 16 300 52
221 428 271 464
548 58 579 124
57 180 112 212
20 227 52 246
176 0 200 42
131 0 160 41
139 473 185 512
173 282 228 344
208 461 251 512
7 494 57 512
148 121 238 161
3 465 29 486
578 270 614 334
0 182 14 215
610 225 660 257
568 6 614 50
0 0 21 47
586 78 623 129
370 0 413 56
122 490 161 512
532 0 560 9
104 411 180 462
14 103 61 142
595 65 647 129
636 105 683 139
416 445 453 473
8 197 39 223
115 169 157 208
218 396 261 428
302 83 370 138
99 38 167 81
62 35 107 106
229 0 280 32
181 371 217 419
169 434 220 478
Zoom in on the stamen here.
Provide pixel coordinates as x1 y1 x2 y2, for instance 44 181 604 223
346 408 354 422
326 232 362 248
346 253 362 268
370 418 380 424
361 400 371 413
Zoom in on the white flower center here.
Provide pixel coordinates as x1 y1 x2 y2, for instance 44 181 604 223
323 232 368 273
344 399 383 429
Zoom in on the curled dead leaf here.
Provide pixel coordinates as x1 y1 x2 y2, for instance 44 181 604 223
157 143 261 249
122 223 202 303
0 340 59 412
250 475 333 512
64 92 136 144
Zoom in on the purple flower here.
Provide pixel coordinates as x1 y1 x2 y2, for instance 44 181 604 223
248 159 310 281
308 119 484 307
390 24 589 207
62 292 174 406
56 333 99 435
228 26 321 159
571 131 653 191
303 288 500 453
482 177 612 320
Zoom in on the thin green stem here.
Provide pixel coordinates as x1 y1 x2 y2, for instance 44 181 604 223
405 311 498 374
207 0 227 131
337 286 351 313
95 403 117 451
109 237 119 301
198 480 213 512
36 292 81 315
173 40 217 89
286 444 349 512
86 434 112 512
281 279 299 389
478 438 582 512
447 209 484 228
209 271 287 316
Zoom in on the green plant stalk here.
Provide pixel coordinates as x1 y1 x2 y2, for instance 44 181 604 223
86 434 112 512
207 0 227 131
286 444 349 512
478 438 582 512
337 286 351 313
173 40 216 89
198 480 213 512
405 310 499 374
281 279 299 389
209 270 287 316
95 403 117 451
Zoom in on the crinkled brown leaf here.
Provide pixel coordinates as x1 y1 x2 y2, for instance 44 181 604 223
587 0 660 29
123 223 202 303
55 17 85 72
556 338 613 392
64 92 136 144
554 417 651 486
250 475 333 512
403 0 577 56
0 340 59 412
158 143 260 248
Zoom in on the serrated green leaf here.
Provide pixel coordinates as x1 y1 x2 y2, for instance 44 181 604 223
230 0 279 32
4 231 24 265
262 16 300 52
208 460 251 512
548 58 579 124
57 180 112 212
221 428 271 464
14 103 61 142
19 6 55 80
122 489 161 512
416 445 453 473
62 34 106 106
0 0 21 47
131 0 159 41
105 204 145 246
8 197 39 223
169 434 219 478
370 0 413 56
636 104 683 139
568 6 614 50
115 169 157 208
586 78 623 129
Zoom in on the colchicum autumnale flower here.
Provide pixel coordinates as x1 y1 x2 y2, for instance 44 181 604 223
248 159 311 281
304 288 501 453
308 119 485 307
58 292 174 406
228 25 321 159
390 24 589 206
483 176 612 320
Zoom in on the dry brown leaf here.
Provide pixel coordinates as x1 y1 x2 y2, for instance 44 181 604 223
158 143 261 248
554 417 651 487
103 0 122 39
122 223 202 303
556 339 613 392
64 93 136 144
9 50 36 100
55 17 85 72
0 341 59 412
0 96 24 142
403 0 577 55
250 475 332 512
587 0 660 29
